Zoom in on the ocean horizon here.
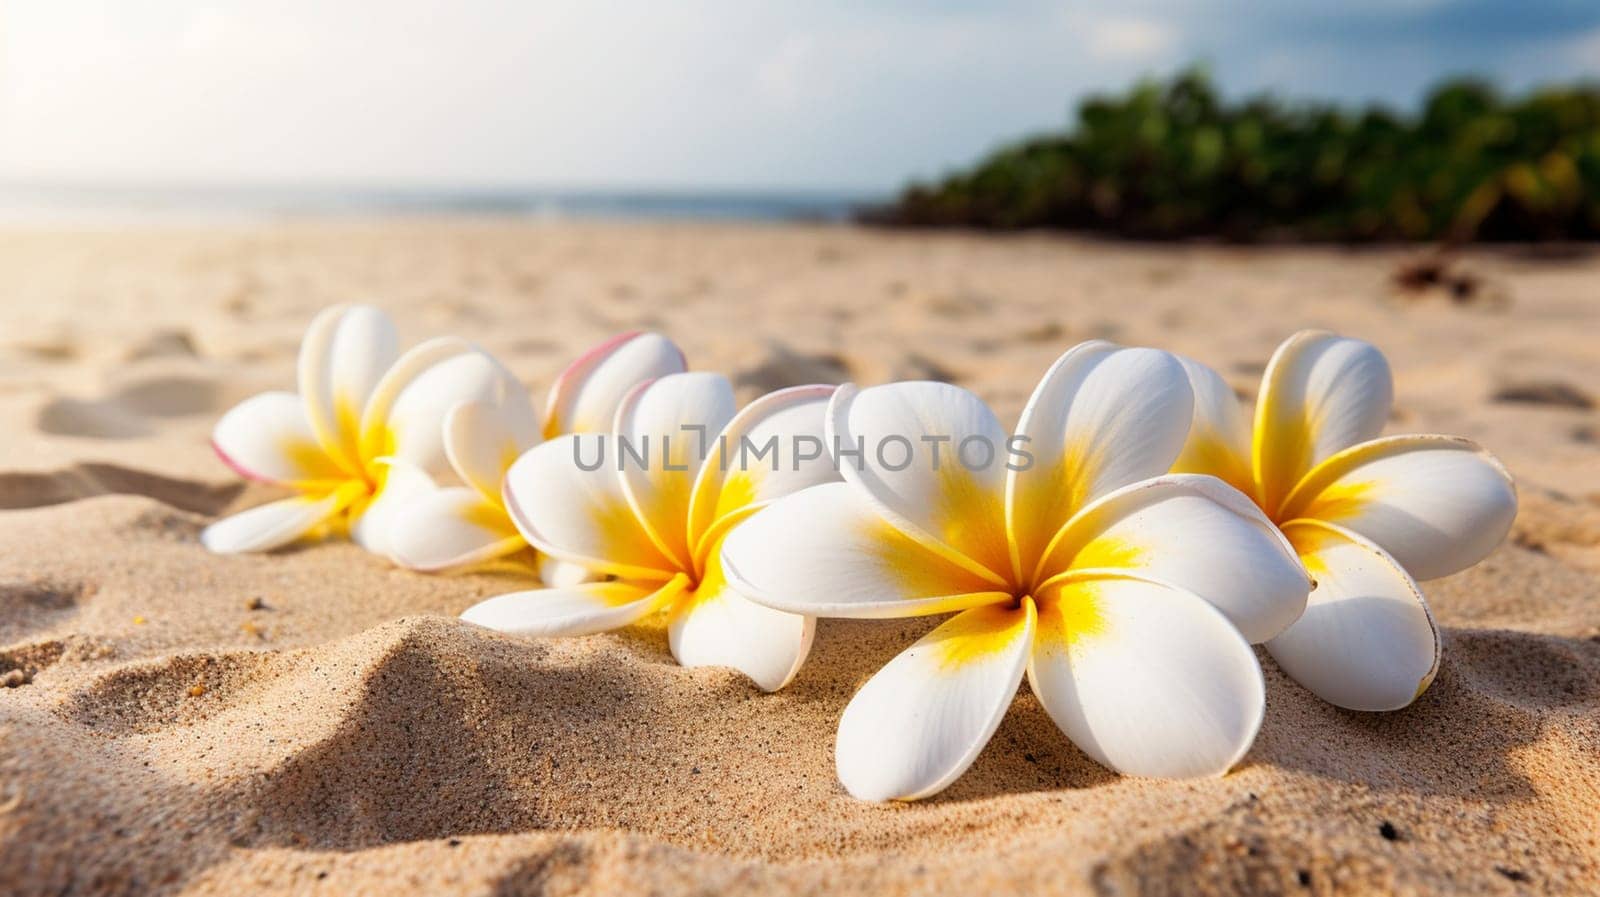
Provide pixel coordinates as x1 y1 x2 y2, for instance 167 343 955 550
0 181 880 225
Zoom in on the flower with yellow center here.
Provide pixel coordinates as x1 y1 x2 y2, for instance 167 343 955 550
721 341 1311 801
386 331 687 580
1173 330 1517 711
203 305 526 556
458 373 839 692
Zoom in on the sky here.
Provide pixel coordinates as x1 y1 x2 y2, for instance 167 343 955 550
3 0 1600 194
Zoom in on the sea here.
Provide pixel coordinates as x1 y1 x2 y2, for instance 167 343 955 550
0 182 878 225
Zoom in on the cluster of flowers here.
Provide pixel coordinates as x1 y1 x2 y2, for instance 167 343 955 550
208 305 1516 801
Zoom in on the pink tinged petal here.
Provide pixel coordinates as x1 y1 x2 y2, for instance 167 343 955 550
1266 521 1439 711
1028 577 1264 778
348 459 436 558
1007 342 1194 580
829 381 1012 585
297 305 398 470
201 486 358 554
686 384 839 556
445 401 526 504
387 487 524 572
1279 435 1517 582
460 574 689 638
537 554 596 587
835 600 1036 801
1041 474 1310 643
1253 330 1393 516
615 372 738 569
1172 355 1254 496
210 391 343 487
668 535 813 692
502 435 677 581
720 482 1011 619
543 331 688 438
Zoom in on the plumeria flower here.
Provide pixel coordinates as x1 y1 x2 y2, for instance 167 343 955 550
721 342 1311 801
1172 330 1517 711
204 305 525 556
458 373 839 692
386 332 687 581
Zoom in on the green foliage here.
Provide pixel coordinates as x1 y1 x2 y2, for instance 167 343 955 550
863 69 1600 241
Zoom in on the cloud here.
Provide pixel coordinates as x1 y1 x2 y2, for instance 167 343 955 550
756 37 817 108
1561 26 1600 68
1086 17 1178 62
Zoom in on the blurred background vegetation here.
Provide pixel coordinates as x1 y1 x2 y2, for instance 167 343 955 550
863 69 1600 242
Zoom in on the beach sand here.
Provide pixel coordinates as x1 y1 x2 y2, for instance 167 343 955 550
0 220 1597 895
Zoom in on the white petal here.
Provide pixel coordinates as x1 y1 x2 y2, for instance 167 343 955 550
686 384 838 556
460 575 687 638
1028 577 1264 778
445 400 526 503
615 372 737 568
537 554 596 587
829 381 1012 584
502 435 677 580
211 391 343 486
354 336 474 459
370 344 522 479
297 305 398 468
1041 475 1309 643
495 376 542 450
1280 435 1517 581
836 601 1035 801
349 459 436 558
1007 342 1194 579
201 488 354 554
1266 521 1439 711
720 482 1010 618
387 486 523 572
1253 330 1393 516
668 534 813 692
543 331 688 437
1171 355 1254 496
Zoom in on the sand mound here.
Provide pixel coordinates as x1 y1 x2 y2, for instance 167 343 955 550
1 222 1598 895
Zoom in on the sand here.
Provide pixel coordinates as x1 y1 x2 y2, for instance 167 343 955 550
0 220 1597 896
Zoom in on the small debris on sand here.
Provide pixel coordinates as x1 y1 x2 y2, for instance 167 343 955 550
1391 256 1510 308
1492 381 1595 411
